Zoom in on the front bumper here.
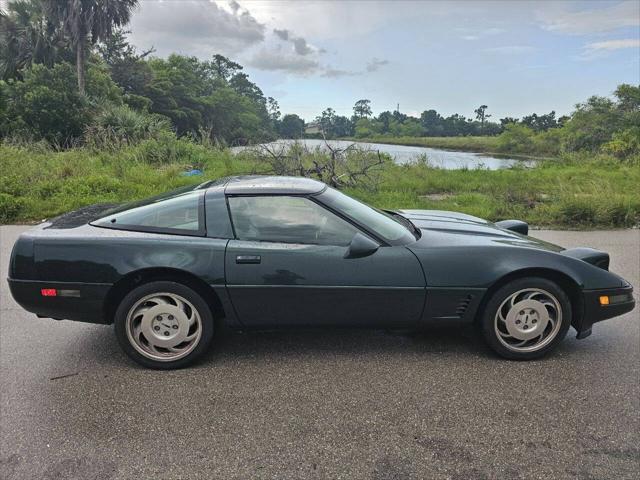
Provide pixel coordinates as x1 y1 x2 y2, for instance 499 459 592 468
576 285 635 339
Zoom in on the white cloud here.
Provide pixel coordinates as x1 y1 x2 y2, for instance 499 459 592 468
248 49 320 74
128 0 265 58
537 1 639 35
272 28 316 55
580 38 640 60
241 0 440 40
321 57 389 78
321 67 360 78
585 38 640 51
249 48 388 79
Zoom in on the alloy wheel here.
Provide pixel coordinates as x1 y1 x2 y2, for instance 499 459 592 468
494 288 563 353
125 292 202 362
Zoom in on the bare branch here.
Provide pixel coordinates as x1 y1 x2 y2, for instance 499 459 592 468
247 140 386 190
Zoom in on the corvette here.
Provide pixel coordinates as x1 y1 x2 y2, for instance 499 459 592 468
8 175 635 369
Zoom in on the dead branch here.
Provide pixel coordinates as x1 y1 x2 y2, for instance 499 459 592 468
248 139 386 190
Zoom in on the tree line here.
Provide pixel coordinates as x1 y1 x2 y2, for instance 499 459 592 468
298 90 639 159
0 0 282 146
302 99 572 139
0 0 638 160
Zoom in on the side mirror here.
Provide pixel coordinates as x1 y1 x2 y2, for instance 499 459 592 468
344 232 379 259
495 219 528 235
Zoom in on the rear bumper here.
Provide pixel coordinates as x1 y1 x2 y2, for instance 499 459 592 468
7 278 112 324
576 285 635 339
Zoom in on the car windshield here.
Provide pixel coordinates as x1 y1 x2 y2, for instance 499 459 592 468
318 188 417 244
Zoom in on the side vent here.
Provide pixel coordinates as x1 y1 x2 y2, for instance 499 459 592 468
455 294 475 318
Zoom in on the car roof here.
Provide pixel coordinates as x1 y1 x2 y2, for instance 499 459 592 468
212 175 327 195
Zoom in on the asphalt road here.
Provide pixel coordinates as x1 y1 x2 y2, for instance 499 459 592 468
1 225 638 480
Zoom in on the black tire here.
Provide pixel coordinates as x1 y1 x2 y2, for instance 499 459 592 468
114 281 215 369
481 277 571 360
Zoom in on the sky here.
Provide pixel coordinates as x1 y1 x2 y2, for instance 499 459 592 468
125 0 636 121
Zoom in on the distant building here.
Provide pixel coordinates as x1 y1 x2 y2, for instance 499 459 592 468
304 122 322 135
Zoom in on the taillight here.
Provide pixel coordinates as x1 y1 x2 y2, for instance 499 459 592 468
41 288 57 297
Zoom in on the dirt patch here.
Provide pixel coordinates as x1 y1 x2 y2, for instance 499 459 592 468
420 193 454 201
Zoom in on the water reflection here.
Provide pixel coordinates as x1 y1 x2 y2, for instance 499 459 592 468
232 138 535 170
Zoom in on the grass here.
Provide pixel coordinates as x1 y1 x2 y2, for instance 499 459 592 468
1 141 639 228
349 153 640 228
0 139 260 223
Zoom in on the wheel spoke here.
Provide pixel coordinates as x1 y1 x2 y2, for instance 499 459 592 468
152 296 171 305
133 321 143 339
184 331 198 342
177 300 189 315
133 306 151 317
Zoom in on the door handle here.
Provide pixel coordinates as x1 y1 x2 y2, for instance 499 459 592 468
236 255 261 264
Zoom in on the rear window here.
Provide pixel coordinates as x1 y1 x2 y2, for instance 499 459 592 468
92 190 204 235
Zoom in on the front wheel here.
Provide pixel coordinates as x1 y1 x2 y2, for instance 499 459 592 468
481 277 571 360
114 281 215 369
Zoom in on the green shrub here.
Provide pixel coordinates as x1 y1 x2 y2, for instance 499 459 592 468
61 175 122 197
532 128 563 156
0 173 24 196
34 180 63 199
595 194 640 227
601 127 640 159
85 104 171 149
0 193 24 223
123 93 153 112
130 132 212 166
0 64 90 145
0 62 125 146
496 124 535 153
557 198 598 225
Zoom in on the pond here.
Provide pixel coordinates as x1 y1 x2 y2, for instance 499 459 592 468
232 138 533 170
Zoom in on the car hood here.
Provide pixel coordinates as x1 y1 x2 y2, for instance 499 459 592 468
396 209 564 252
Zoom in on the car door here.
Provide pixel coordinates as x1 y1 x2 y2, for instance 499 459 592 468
224 195 425 328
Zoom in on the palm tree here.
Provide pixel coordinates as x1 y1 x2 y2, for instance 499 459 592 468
0 0 68 80
44 0 138 94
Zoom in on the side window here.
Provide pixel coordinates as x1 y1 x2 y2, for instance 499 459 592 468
96 191 202 233
228 196 358 246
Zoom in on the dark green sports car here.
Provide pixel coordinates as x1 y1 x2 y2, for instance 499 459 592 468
8 176 635 368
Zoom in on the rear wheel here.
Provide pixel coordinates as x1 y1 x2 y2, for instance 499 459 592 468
481 277 571 360
114 281 214 369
